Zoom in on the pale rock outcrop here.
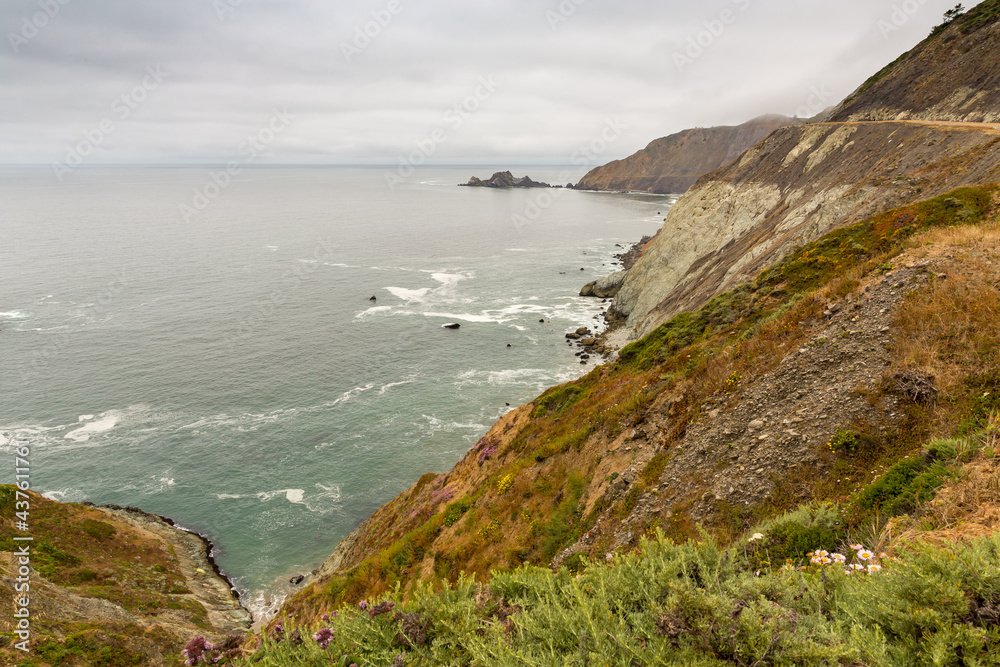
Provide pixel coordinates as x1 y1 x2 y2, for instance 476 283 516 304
609 120 1000 341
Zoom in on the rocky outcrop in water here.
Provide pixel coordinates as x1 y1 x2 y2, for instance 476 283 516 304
460 171 552 188
580 271 628 298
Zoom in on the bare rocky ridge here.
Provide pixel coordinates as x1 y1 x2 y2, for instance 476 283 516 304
593 3 1000 344
561 259 941 563
575 114 802 194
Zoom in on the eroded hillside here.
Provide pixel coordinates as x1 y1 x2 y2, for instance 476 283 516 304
609 120 1000 340
831 0 1000 123
575 115 800 194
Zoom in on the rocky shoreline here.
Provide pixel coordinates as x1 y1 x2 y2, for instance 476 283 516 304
574 230 663 358
86 502 253 629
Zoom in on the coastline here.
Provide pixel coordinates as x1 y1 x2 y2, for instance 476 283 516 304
283 229 658 597
85 501 253 630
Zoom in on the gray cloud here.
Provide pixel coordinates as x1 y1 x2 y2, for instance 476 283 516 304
0 0 966 165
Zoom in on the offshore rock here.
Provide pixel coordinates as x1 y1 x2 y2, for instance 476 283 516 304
460 171 552 188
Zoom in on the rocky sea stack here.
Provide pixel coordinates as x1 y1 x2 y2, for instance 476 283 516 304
460 170 553 188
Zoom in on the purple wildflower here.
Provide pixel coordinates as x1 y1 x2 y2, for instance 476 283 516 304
359 600 368 611
476 435 500 464
368 601 395 618
312 627 334 649
181 636 208 666
322 613 330 621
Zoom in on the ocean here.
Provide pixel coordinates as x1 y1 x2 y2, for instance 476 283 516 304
0 165 673 617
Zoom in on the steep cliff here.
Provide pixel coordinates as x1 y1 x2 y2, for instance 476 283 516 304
831 0 1000 123
275 6 1000 633
610 120 1000 340
605 2 1000 341
575 114 801 194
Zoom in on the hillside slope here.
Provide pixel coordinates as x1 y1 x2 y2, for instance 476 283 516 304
831 0 1000 124
0 490 250 665
574 115 801 194
280 187 1000 631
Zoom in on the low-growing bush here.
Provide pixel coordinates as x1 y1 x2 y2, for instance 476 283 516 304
232 531 1000 666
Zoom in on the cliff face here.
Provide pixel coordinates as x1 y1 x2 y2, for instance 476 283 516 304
606 2 1000 341
831 0 1000 124
610 120 1000 340
575 114 801 194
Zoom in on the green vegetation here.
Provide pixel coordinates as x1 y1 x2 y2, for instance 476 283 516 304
234 527 1000 666
0 489 218 665
80 518 117 541
958 0 1000 33
619 186 995 373
32 626 146 667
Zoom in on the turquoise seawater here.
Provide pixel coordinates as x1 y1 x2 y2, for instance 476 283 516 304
0 166 673 616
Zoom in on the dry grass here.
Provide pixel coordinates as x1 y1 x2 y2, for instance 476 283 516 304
893 242 1000 391
900 414 1000 545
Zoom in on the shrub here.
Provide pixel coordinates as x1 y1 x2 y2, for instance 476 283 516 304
443 499 471 528
751 505 845 567
81 518 116 541
230 532 1000 666
850 454 950 521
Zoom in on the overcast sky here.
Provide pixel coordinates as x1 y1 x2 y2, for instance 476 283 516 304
0 0 966 166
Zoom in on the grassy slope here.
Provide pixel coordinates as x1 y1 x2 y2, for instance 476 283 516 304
237 417 1000 665
0 489 212 666
271 185 1000 640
